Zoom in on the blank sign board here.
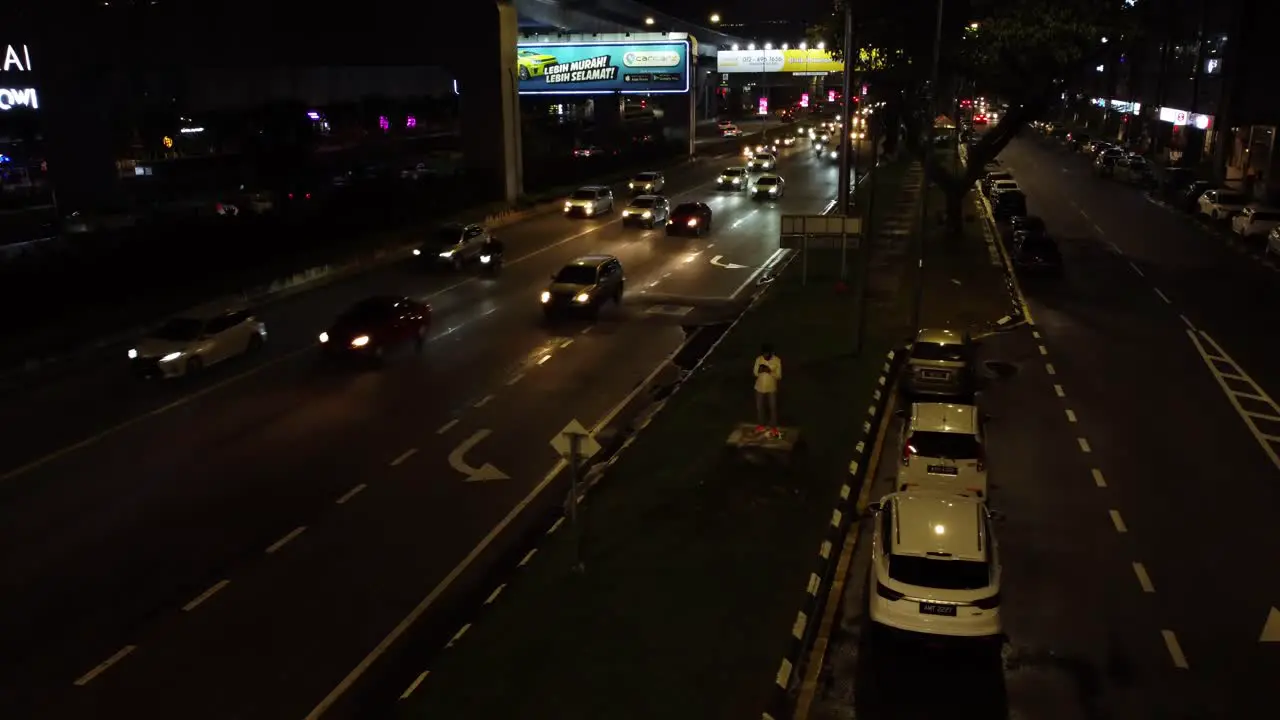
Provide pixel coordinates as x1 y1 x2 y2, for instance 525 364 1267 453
780 215 861 236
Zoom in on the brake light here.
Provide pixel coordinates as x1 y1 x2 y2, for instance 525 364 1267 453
902 438 914 465
876 581 905 601
971 592 1000 610
288 192 294 199
305 192 312 199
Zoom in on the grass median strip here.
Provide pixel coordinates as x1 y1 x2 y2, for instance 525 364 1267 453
398 161 916 720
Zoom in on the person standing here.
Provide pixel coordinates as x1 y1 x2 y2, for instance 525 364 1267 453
753 343 782 437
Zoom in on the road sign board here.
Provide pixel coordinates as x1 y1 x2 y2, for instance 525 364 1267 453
780 234 859 250
551 419 602 461
780 214 861 237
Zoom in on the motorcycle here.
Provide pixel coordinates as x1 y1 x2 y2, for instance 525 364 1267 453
479 240 504 275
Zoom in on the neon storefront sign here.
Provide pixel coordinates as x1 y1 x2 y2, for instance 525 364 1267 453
0 43 37 112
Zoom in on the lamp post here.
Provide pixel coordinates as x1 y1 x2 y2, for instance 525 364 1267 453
912 0 945 333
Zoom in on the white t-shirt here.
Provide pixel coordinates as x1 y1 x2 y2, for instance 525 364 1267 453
754 354 782 393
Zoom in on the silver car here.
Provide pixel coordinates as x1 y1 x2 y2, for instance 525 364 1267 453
902 328 976 400
628 171 665 194
621 195 670 228
564 186 615 217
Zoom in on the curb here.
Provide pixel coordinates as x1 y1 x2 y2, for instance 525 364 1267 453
958 144 1031 334
761 346 906 720
0 132 773 383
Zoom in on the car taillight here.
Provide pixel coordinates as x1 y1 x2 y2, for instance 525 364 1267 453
876 582 905 601
305 192 312 199
971 592 1000 610
288 192 294 199
902 438 914 465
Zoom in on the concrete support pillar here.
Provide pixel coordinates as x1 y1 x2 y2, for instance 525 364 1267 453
456 0 523 204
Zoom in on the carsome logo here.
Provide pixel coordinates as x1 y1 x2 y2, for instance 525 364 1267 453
623 50 680 68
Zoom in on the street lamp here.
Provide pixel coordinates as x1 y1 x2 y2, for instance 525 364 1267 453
800 41 807 50
781 43 789 50
748 43 756 50
817 41 825 50
731 43 739 51
644 16 655 26
764 42 773 50
709 13 720 23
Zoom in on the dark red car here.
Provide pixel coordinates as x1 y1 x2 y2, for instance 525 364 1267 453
319 295 431 361
665 202 713 237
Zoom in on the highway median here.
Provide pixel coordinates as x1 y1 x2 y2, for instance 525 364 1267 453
390 159 917 720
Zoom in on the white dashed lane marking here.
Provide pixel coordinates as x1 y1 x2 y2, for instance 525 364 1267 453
1154 287 1172 304
1109 510 1127 533
1077 437 1092 453
1132 562 1156 593
74 645 137 686
1046 363 1056 375
1065 409 1077 423
390 449 418 466
436 419 459 435
1091 468 1107 487
1054 384 1065 397
1162 630 1190 669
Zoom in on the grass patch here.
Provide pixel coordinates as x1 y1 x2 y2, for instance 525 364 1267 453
400 163 917 720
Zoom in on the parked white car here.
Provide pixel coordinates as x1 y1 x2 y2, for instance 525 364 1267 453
1231 206 1280 238
867 491 1003 639
1198 189 1250 220
896 402 990 499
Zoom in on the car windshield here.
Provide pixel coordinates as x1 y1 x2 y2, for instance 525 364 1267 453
555 265 598 285
1022 236 1058 253
634 173 657 182
888 554 990 590
571 190 599 200
986 173 1011 182
998 192 1026 205
724 168 746 177
910 430 981 459
629 198 656 208
341 298 396 323
756 154 774 160
994 181 1017 188
151 317 204 341
1219 194 1246 204
1015 217 1045 232
756 177 778 186
673 203 701 215
434 226 464 243
911 341 968 362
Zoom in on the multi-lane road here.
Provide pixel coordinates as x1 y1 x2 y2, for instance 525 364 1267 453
0 135 842 718
809 134 1280 719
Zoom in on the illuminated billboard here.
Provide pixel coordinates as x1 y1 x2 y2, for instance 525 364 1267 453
516 40 691 95
716 49 843 75
0 43 38 112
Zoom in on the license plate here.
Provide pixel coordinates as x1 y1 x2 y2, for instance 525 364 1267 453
921 370 949 380
927 465 959 476
919 602 957 616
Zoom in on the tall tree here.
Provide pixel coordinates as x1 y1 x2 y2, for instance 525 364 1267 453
827 0 1138 230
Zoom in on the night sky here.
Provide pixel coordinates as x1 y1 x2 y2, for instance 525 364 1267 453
643 0 830 24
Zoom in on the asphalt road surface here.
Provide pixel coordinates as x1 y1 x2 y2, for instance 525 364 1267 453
811 136 1279 719
0 137 842 718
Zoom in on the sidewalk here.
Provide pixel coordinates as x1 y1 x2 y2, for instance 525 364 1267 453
393 161 918 720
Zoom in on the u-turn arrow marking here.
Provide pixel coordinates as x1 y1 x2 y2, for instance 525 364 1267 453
448 429 509 482
711 255 747 269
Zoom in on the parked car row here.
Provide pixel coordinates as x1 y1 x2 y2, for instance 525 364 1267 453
979 162 1063 276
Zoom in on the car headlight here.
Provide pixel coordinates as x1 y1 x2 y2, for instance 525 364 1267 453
319 332 329 343
574 292 591 303
439 250 454 258
733 178 741 184
770 187 778 194
412 248 421 256
641 211 651 218
350 335 370 348
718 176 727 182
128 348 138 359
622 210 631 216
564 201 572 210
540 291 551 303
160 351 183 363
584 202 593 211
480 254 492 263
628 182 635 189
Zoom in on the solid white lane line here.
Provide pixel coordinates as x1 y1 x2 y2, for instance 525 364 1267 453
1180 314 1196 331
390 449 418 466
1128 261 1145 277
560 339 574 348
483 584 506 605
266 526 307 554
1092 468 1107 487
336 484 367 504
1039 345 1048 356
1154 287 1172 304
1109 241 1123 254
1079 210 1091 221
1109 510 1128 533
74 645 137 686
1093 223 1105 236
1162 630 1190 668
436 419 459 435
506 373 525 386
1078 437 1091 453
1132 562 1156 592
579 326 593 334
1054 384 1065 397
1066 409 1077 423
182 579 231 612
1046 363 1056 375
473 394 494 408
399 671 429 699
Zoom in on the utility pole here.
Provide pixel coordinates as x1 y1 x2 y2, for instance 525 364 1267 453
911 0 944 333
837 1 855 215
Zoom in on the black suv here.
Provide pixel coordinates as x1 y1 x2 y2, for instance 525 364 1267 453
540 255 625 320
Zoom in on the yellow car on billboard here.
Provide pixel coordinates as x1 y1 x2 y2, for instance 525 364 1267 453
517 49 558 80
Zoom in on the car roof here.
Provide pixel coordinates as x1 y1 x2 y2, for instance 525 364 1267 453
757 173 781 180
174 302 249 321
568 254 616 267
725 166 748 171
629 194 664 202
633 171 660 177
887 492 987 561
914 327 968 345
911 402 978 434
993 179 1018 184
576 185 609 191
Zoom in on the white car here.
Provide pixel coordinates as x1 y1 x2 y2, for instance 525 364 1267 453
621 195 670 228
989 179 1019 197
1198 189 1250 221
129 307 267 379
1231 205 1280 238
564 186 614 217
628 171 665 194
751 174 785 199
748 152 776 171
896 402 989 499
867 491 1002 638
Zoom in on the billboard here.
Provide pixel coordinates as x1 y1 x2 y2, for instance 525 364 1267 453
716 49 844 75
516 40 691 95
0 43 38 112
